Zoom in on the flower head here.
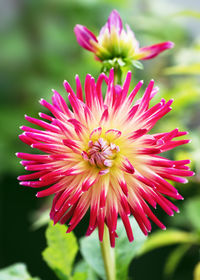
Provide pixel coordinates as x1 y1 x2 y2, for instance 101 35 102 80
17 70 193 247
74 10 174 68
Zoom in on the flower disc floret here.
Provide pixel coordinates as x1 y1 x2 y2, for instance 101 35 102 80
17 69 194 247
84 136 120 169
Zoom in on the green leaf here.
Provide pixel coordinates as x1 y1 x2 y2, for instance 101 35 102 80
139 229 198 256
160 80 200 114
194 262 200 280
31 209 50 230
42 221 78 280
73 272 87 280
73 261 98 280
164 244 191 278
164 63 200 75
80 229 106 280
131 60 144 70
116 58 126 67
0 263 40 280
115 217 147 280
80 217 147 280
174 10 200 19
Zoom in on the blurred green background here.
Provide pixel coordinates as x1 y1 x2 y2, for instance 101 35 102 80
0 0 200 279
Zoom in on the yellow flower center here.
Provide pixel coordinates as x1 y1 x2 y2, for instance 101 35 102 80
81 127 122 172
87 138 120 168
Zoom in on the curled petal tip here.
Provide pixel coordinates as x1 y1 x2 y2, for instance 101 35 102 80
39 98 44 105
63 80 67 87
167 41 175 48
74 24 97 52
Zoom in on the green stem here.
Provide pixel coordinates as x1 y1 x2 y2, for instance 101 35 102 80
100 225 116 280
114 65 122 85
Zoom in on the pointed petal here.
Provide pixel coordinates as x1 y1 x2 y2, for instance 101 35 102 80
107 10 123 34
74 24 98 52
137 41 174 60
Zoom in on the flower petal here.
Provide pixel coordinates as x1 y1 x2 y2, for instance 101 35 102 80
107 9 123 34
136 41 174 60
74 24 98 52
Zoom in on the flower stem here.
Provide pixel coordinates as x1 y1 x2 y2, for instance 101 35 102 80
114 65 122 85
100 225 116 280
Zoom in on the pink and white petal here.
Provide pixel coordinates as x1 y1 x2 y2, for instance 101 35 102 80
107 10 123 35
136 41 174 60
74 24 98 52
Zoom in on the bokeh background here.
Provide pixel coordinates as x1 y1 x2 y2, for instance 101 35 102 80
0 0 200 279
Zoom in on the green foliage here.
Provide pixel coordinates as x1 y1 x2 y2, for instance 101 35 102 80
31 209 50 230
0 263 40 280
139 229 198 256
131 60 144 70
1 1 200 280
164 244 191 278
194 262 200 280
139 195 200 278
164 63 200 75
174 10 200 19
115 217 147 280
73 261 98 280
42 222 78 280
80 230 106 280
170 197 200 233
80 217 147 280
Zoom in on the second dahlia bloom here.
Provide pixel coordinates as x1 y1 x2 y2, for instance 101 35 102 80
74 10 174 67
17 70 193 247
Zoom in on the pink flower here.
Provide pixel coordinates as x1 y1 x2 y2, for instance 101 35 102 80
17 70 193 247
74 10 174 66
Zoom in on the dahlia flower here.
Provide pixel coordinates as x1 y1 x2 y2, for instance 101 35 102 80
74 10 174 67
17 70 193 247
